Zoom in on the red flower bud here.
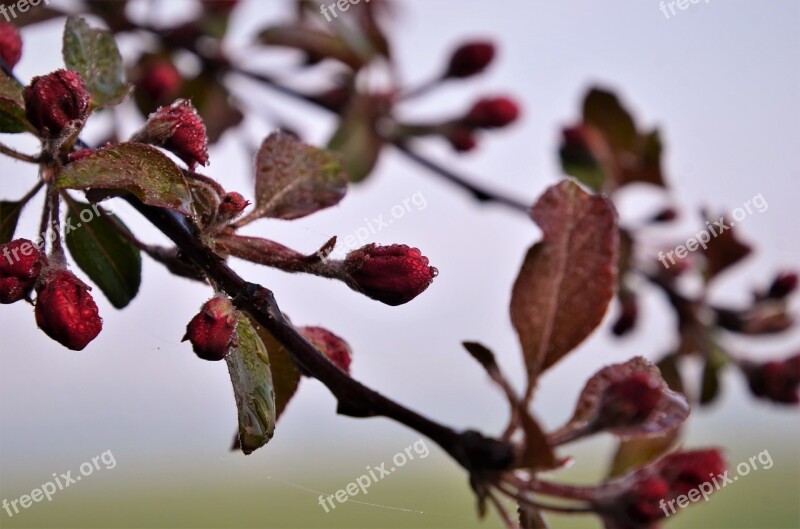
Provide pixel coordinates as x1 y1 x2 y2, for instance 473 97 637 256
745 354 800 404
218 192 249 218
183 296 238 361
134 99 209 168
593 448 726 528
622 477 670 524
597 371 664 427
657 449 727 497
445 41 495 79
345 244 437 306
767 272 798 299
465 97 520 129
136 60 183 105
300 326 352 374
23 70 90 139
0 21 22 70
0 239 45 304
445 126 478 153
67 148 97 163
549 357 689 445
35 270 102 350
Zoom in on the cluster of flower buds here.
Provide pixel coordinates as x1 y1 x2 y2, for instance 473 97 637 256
133 99 209 168
742 354 800 404
299 326 352 374
0 239 45 304
183 295 238 361
344 244 437 306
0 21 22 70
442 96 521 153
23 69 90 140
35 268 103 351
591 449 727 528
714 269 797 335
394 40 520 153
2 240 103 350
548 357 689 445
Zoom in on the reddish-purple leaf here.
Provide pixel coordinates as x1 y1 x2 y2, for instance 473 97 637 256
518 408 558 470
246 132 347 221
510 180 618 392
702 215 752 280
548 357 690 445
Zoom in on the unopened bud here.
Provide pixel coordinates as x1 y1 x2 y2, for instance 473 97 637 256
0 239 45 304
35 269 102 350
137 60 183 105
183 295 238 361
446 126 478 152
445 41 495 79
344 244 438 306
464 97 520 129
134 99 209 168
23 69 90 139
745 354 800 404
300 326 352 374
0 21 22 70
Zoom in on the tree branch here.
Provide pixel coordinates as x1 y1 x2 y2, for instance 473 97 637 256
126 197 515 476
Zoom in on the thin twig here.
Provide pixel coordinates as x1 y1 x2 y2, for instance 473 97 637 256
0 142 40 164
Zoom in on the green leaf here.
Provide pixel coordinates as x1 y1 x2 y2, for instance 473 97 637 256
700 347 727 405
608 428 680 478
62 16 131 108
582 87 637 152
64 201 141 309
247 131 347 221
249 315 301 421
328 94 384 182
256 24 370 70
0 200 24 243
227 312 276 455
510 180 618 391
0 72 28 133
55 142 193 214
